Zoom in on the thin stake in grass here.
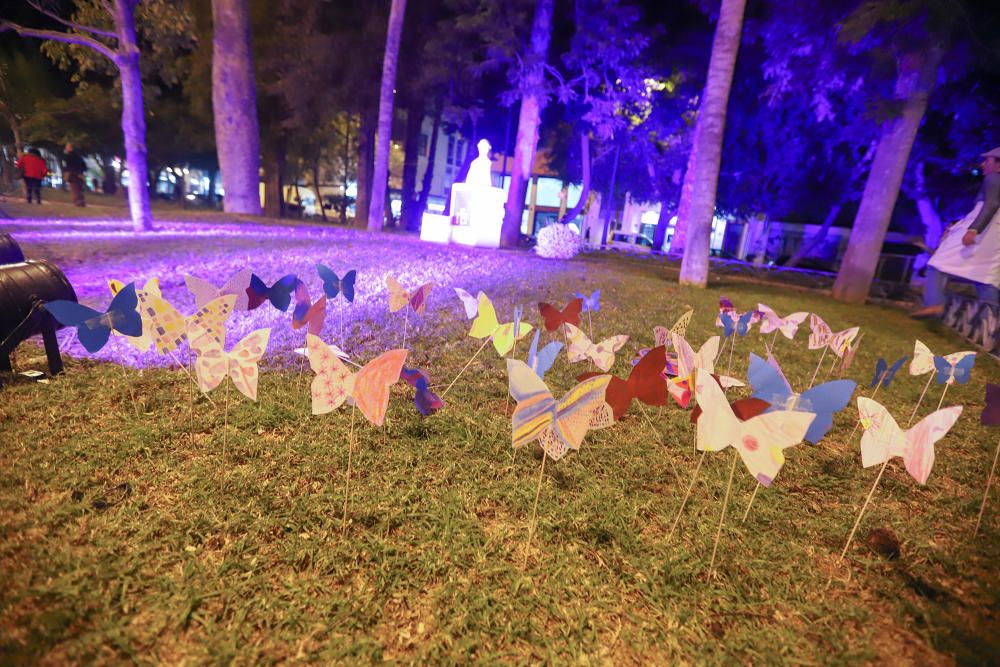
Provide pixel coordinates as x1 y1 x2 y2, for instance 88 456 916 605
741 481 761 524
807 347 828 390
222 378 230 483
169 349 216 407
709 449 738 575
844 375 887 447
342 405 357 530
726 335 736 377
115 336 139 416
934 381 951 413
668 450 705 541
974 436 1000 537
523 449 547 567
441 337 491 398
636 402 679 480
907 374 934 426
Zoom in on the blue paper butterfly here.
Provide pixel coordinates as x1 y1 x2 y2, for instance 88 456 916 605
934 354 976 385
574 290 601 313
247 273 298 312
720 310 754 338
43 283 143 353
748 353 856 445
870 356 908 389
400 367 444 416
316 265 357 303
527 329 562 380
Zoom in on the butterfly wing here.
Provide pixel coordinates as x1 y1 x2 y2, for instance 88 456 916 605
43 299 113 353
316 264 341 299
857 397 906 468
902 405 962 484
266 274 299 312
562 323 591 364
693 368 742 452
190 325 227 394
944 352 976 385
340 270 357 303
748 353 794 407
307 333 356 415
353 349 407 426
734 410 814 486
736 311 754 337
454 288 481 319
136 292 187 354
550 374 613 456
293 294 327 336
226 328 270 400
386 276 409 312
183 275 219 309
469 294 500 340
883 356 908 387
828 327 860 357
671 308 694 339
539 298 583 332
933 356 954 385
808 314 830 350
492 320 533 356
508 358 559 451
871 358 888 388
779 312 809 339
909 340 935 376
624 345 669 408
409 283 433 314
796 379 857 444
719 312 736 338
185 295 237 352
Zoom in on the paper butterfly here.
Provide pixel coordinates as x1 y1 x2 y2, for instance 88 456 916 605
756 304 809 339
562 323 628 372
578 345 669 421
668 333 744 408
574 290 601 313
44 283 142 353
190 326 270 401
134 291 234 355
653 308 694 347
527 329 562 380
307 334 407 425
808 314 859 356
631 347 679 377
840 333 864 371
108 277 160 352
857 397 962 484
719 310 754 338
538 298 583 332
291 292 327 336
691 395 771 425
184 295 239 352
184 269 252 311
716 296 761 327
246 273 298 312
910 340 976 385
454 288 486 319
315 265 357 303
508 358 614 461
748 352 855 445
983 383 1000 427
695 368 814 486
386 276 432 314
469 293 534 355
400 367 444 417
871 356 908 389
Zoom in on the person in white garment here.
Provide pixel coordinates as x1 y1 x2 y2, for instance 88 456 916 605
911 147 1000 319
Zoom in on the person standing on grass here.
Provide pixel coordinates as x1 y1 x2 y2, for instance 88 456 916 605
62 143 87 207
912 146 1000 318
15 148 47 205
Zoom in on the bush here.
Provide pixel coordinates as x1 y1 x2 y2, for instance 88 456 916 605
535 223 581 260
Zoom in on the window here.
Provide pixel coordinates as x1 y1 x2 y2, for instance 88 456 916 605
456 140 466 165
447 135 455 166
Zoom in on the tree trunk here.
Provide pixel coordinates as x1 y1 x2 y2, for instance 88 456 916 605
262 134 285 218
678 0 746 287
913 161 943 249
600 144 621 247
784 203 842 268
652 196 673 252
400 103 423 231
832 45 945 303
341 118 351 224
114 0 152 232
312 157 327 222
355 108 375 228
500 0 554 247
211 0 262 216
100 154 118 195
416 103 442 222
560 132 590 224
367 0 407 232
668 119 700 256
0 102 22 156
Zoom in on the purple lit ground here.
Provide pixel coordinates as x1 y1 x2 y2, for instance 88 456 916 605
5 217 602 368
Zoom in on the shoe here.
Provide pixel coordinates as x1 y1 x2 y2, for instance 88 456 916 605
910 305 944 320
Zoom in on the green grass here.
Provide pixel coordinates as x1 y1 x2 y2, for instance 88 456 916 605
2 252 999 665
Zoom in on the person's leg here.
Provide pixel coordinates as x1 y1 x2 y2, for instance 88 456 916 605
922 266 948 307
975 281 1000 306
23 178 32 203
35 179 42 204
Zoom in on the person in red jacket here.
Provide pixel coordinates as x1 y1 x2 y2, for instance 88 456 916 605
15 148 48 204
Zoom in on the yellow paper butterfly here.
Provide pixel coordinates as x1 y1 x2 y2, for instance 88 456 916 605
469 293 534 355
136 292 235 355
562 322 629 372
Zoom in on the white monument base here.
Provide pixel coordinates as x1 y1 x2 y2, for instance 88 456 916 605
419 183 505 249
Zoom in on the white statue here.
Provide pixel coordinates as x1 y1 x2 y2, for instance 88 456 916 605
465 139 494 187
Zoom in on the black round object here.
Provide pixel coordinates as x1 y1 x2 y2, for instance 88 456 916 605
0 260 77 343
0 234 25 266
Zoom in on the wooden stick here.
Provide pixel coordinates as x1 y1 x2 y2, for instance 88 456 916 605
222 379 230 483
116 337 139 417
907 373 934 426
169 349 216 406
824 352 839 381
636 402 679 480
441 337 491 398
709 449 739 575
934 381 951 413
342 405 356 530
741 482 761 524
668 450 705 541
726 334 736 377
587 308 593 341
402 310 409 350
807 347 828 389
845 376 886 446
838 457 890 561
974 436 1000 538
523 449 547 566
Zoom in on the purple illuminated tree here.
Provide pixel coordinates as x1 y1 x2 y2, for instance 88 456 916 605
211 0 262 215
678 0 746 287
368 0 407 232
1 0 191 231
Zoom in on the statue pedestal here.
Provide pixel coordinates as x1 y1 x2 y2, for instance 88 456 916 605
420 183 505 249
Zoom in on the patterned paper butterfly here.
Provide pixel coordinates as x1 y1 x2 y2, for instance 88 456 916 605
44 283 143 354
561 322 628 372
108 277 160 352
910 340 976 385
668 333 744 408
808 314 859 356
756 304 809 339
307 334 407 425
857 397 962 484
189 325 270 401
454 287 485 319
184 269 253 311
508 358 614 461
469 293 534 355
653 308 694 348
386 275 433 314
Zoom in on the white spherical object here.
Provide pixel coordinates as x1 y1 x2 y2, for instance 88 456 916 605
535 223 581 260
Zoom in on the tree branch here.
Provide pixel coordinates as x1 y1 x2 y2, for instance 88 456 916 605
0 20 117 63
26 1 118 40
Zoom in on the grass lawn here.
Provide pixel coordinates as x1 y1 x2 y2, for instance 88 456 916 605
1 215 998 664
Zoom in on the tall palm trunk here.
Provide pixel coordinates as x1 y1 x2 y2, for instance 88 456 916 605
560 132 590 224
355 108 375 228
416 103 442 222
400 104 423 231
832 46 944 303
678 0 746 287
368 0 407 232
500 0 554 247
668 121 700 256
211 0 262 215
114 0 152 231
